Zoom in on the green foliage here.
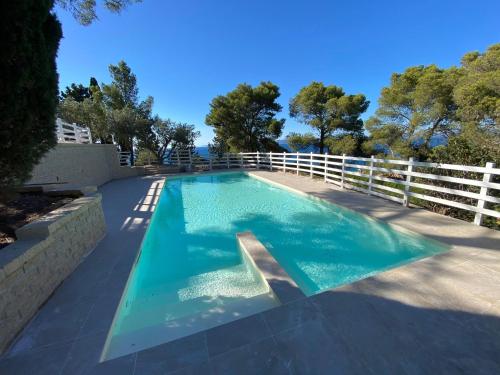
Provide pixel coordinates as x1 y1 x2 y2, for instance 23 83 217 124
101 61 156 162
59 77 98 102
286 132 316 152
205 82 285 152
56 0 142 25
454 44 500 128
362 43 499 227
135 148 157 166
58 84 111 143
430 125 499 168
57 60 200 166
60 83 91 102
365 65 460 157
363 118 409 157
208 135 229 157
0 0 62 190
138 117 200 164
102 61 140 110
424 126 500 229
289 82 369 153
325 134 366 156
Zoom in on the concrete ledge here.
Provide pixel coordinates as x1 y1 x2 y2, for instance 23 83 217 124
237 231 305 303
0 194 106 353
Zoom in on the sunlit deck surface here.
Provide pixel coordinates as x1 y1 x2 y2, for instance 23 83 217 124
1 170 499 374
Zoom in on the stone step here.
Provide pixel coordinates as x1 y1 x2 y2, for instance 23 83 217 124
142 165 181 175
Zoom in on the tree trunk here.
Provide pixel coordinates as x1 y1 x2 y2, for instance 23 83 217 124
319 128 325 154
129 137 135 166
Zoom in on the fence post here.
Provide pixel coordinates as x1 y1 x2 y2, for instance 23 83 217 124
310 152 313 178
341 154 346 189
176 150 181 167
270 151 273 171
209 155 212 170
226 153 230 169
474 162 495 226
403 157 414 207
324 153 328 182
188 149 192 169
240 152 243 168
256 151 260 169
283 152 286 173
368 155 374 195
296 152 299 175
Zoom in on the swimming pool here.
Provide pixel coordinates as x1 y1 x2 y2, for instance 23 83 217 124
103 171 449 359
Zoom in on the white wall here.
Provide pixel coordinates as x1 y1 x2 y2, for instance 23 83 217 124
28 144 143 187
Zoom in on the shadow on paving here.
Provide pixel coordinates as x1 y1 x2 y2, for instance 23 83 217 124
0 175 166 373
88 290 500 375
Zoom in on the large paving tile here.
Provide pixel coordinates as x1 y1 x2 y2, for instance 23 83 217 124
262 298 321 335
319 287 500 374
273 318 367 375
87 353 136 375
80 292 121 336
205 314 271 358
60 332 107 375
311 290 423 372
8 297 94 354
210 337 289 375
134 332 208 375
167 360 212 375
0 340 71 375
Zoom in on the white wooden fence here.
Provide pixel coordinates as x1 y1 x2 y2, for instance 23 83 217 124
165 149 499 227
118 151 132 166
56 118 92 144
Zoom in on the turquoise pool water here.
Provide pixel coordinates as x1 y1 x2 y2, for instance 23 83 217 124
103 171 449 359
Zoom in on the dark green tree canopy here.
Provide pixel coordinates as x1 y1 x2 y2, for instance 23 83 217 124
364 65 460 157
454 43 499 129
102 61 139 110
287 132 317 152
56 0 142 25
208 135 229 157
58 81 112 143
205 82 286 152
289 82 369 153
138 117 200 164
60 83 91 102
0 0 62 189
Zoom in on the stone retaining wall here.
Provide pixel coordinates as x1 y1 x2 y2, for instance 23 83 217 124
0 194 106 353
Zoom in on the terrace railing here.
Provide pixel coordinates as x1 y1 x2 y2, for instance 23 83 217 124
167 149 499 227
118 151 132 166
56 118 92 144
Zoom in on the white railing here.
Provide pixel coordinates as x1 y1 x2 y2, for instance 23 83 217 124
56 118 92 144
166 149 499 227
118 151 132 166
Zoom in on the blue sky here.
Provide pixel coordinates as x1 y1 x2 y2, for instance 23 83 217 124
55 0 500 146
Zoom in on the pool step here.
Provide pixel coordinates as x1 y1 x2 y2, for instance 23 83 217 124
143 165 181 175
115 262 270 333
103 290 279 361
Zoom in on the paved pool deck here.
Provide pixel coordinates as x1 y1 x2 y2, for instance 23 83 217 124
1 170 499 374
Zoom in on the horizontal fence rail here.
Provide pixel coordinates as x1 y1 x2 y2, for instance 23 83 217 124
158 149 500 227
56 118 92 144
118 151 132 166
